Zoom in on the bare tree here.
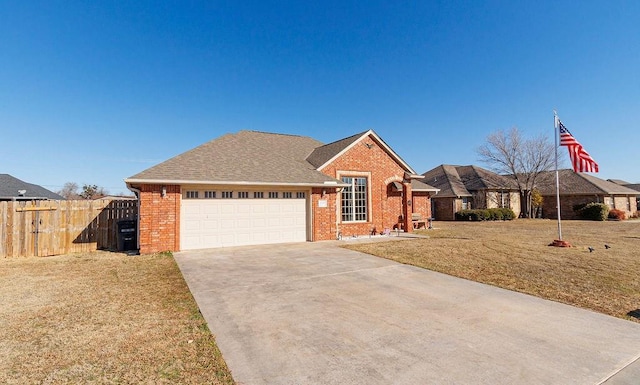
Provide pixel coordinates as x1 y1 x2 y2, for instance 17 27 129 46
57 182 80 199
477 127 556 218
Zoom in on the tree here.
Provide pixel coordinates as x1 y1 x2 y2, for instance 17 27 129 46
477 127 556 218
80 184 108 199
57 182 80 199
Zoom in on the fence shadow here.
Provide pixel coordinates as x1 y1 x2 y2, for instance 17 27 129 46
73 199 137 251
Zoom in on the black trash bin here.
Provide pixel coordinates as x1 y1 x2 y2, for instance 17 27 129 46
117 219 137 252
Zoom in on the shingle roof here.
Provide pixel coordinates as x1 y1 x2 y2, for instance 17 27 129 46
306 131 367 169
411 179 440 192
456 165 518 190
126 130 341 186
608 179 631 185
535 170 640 195
421 165 469 197
623 184 640 193
0 174 64 200
421 165 517 198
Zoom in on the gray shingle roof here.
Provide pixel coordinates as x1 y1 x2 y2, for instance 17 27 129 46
411 179 440 192
126 130 341 186
421 165 471 197
306 131 367 169
421 165 517 198
535 170 640 195
0 174 64 200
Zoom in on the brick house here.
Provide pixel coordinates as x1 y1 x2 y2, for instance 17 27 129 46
535 170 639 219
421 165 521 220
125 130 438 253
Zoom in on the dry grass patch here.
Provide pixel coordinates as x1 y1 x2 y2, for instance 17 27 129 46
344 220 640 322
0 251 235 384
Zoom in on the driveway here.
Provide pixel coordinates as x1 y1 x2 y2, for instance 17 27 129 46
175 241 640 385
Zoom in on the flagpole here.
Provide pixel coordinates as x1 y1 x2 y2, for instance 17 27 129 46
554 111 563 241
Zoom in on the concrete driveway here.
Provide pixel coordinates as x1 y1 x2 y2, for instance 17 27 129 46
175 240 640 385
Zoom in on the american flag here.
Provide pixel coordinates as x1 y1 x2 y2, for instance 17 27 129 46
558 120 599 173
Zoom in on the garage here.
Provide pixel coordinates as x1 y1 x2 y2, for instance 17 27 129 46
180 198 307 250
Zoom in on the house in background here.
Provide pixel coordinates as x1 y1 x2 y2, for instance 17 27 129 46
421 165 521 220
0 174 64 201
608 179 640 211
535 170 638 219
125 130 439 254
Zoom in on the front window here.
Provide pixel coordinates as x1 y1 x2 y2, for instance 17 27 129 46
341 177 368 222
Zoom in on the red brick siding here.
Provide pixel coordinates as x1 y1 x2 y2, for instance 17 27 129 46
310 187 338 241
317 133 431 239
138 184 180 254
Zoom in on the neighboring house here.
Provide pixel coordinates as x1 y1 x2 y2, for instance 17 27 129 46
421 165 521 220
608 179 640 213
125 130 439 254
535 170 638 219
0 174 64 201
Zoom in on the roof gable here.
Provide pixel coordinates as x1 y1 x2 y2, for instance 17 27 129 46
307 130 416 174
126 130 340 186
421 165 471 197
0 174 64 200
456 165 518 190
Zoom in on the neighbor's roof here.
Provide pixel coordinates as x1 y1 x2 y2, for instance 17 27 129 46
607 178 631 185
421 165 516 198
623 183 640 192
0 174 64 200
455 165 518 191
306 129 416 174
535 170 640 196
126 131 343 186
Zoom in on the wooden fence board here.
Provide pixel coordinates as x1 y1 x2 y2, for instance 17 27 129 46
0 199 137 258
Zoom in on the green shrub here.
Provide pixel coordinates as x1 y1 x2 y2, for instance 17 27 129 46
608 209 626 220
455 208 516 221
577 202 609 221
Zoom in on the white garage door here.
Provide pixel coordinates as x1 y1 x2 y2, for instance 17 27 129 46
180 199 307 250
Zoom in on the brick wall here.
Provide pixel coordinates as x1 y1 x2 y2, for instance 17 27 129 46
541 194 601 220
138 184 180 254
317 133 432 239
310 187 338 241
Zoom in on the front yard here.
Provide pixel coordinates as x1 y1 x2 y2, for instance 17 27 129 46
0 251 235 384
344 219 640 322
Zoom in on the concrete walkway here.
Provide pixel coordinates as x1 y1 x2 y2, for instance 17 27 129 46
175 241 640 385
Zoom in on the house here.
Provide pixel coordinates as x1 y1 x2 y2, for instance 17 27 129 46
421 165 521 220
608 179 640 210
0 174 64 201
125 130 439 254
535 170 638 219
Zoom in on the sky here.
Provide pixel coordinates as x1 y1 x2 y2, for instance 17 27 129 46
1 1 639 195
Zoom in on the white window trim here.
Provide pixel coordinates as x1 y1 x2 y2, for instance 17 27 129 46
337 171 371 223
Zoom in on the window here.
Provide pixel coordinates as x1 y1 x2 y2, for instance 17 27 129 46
341 177 367 222
283 192 292 199
296 192 306 199
269 192 278 199
254 191 264 199
186 191 199 199
461 197 470 210
222 191 233 199
498 191 510 208
238 191 249 199
204 191 216 199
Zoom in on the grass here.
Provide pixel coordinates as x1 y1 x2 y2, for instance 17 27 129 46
343 219 640 323
0 251 235 384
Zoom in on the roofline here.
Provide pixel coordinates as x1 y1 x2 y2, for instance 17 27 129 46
412 187 441 192
316 130 416 174
0 196 51 200
125 179 350 188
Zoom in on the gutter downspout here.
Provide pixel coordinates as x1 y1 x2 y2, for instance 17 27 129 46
126 184 141 251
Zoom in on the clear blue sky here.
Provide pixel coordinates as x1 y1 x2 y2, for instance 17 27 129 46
2 1 639 195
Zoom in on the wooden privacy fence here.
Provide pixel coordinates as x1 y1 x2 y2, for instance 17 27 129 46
0 199 138 258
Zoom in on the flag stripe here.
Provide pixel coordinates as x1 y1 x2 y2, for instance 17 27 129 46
558 120 599 173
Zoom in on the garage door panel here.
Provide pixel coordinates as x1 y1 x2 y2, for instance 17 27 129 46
181 198 307 250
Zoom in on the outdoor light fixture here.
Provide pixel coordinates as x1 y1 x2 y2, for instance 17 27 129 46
161 186 167 197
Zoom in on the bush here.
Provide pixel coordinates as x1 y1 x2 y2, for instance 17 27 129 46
576 202 609 221
455 208 516 221
608 209 626 220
